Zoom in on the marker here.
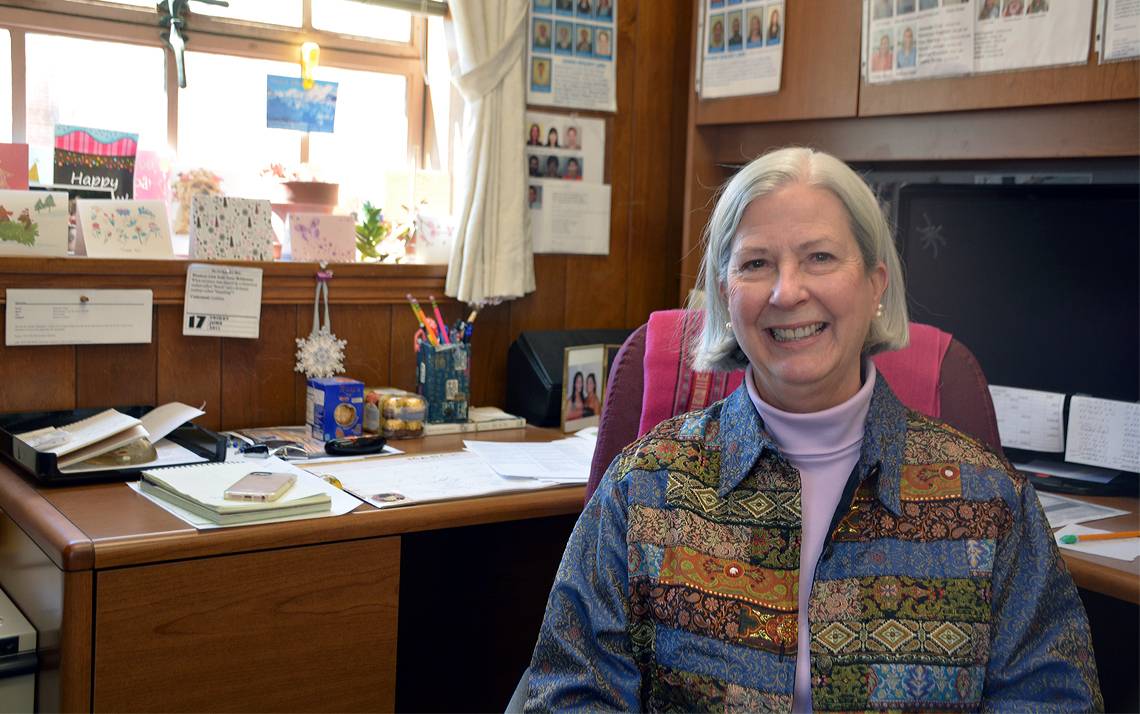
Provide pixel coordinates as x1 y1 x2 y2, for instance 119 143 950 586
1060 530 1140 544
429 295 450 344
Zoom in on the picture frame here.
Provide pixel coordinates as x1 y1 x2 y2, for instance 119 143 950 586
562 343 606 432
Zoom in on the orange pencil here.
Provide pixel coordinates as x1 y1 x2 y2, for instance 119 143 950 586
1059 530 1140 544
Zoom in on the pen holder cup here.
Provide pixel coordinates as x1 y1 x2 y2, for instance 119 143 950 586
416 341 470 423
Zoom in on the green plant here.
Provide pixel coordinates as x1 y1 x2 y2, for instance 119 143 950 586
355 201 391 262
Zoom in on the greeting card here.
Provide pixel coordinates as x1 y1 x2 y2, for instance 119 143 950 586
189 195 274 261
287 213 356 263
54 125 138 199
0 144 29 190
0 190 69 257
76 200 174 260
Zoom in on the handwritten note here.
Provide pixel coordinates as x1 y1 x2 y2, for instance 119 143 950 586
1065 396 1140 473
988 385 1065 452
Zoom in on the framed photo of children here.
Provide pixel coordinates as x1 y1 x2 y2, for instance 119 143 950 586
562 344 606 432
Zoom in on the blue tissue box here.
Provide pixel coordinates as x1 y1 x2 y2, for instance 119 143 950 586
306 376 364 440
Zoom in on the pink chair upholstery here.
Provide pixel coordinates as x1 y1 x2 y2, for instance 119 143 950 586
586 310 1002 502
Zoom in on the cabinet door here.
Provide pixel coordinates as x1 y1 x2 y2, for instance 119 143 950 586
93 537 400 712
694 0 862 124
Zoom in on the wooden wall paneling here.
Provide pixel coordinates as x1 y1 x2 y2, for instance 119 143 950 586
693 0 862 125
467 301 510 407
679 124 728 302
388 304 422 394
509 255 568 334
0 312 76 413
562 0 636 331
709 101 1140 164
219 304 299 430
75 311 158 409
291 303 394 423
92 537 401 712
621 0 690 324
155 305 222 431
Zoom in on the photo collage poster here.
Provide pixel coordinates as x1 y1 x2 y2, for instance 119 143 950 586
524 110 611 255
865 0 1094 84
527 0 618 112
698 0 785 99
1099 0 1140 62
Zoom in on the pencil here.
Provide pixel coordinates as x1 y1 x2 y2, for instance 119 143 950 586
1059 530 1140 544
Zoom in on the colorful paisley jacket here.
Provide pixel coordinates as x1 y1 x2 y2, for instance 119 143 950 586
525 378 1102 712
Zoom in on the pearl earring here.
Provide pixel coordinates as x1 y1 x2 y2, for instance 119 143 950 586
725 321 732 330
876 303 884 318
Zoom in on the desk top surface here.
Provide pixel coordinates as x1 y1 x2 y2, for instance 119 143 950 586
1 431 1136 604
0 427 586 572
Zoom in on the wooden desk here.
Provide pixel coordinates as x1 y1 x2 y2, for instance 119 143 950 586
0 428 584 713
1054 495 1140 606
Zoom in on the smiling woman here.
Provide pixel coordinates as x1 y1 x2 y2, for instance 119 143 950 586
523 147 1104 711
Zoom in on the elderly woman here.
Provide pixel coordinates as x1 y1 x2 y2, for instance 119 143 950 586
524 148 1101 711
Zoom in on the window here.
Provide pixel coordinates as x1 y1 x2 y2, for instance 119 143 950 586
0 30 10 143
1 0 458 223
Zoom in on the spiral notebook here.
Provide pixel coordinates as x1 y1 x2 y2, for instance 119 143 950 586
140 462 331 525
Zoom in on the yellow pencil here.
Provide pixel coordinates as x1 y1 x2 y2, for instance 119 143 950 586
1059 530 1140 544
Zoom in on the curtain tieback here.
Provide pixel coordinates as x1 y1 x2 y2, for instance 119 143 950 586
451 5 528 103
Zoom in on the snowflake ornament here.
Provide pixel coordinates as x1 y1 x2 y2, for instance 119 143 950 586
296 270 347 378
295 330 347 378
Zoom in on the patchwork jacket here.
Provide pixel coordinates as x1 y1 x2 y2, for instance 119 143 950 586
526 379 1102 712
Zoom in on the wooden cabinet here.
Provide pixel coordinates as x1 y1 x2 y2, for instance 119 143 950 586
680 0 1140 298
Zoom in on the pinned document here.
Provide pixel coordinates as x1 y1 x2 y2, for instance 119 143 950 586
1065 396 1140 473
988 385 1065 452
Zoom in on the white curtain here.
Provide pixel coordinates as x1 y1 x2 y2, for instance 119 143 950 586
445 0 535 306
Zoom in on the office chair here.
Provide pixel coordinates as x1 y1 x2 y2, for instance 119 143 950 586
585 309 1002 502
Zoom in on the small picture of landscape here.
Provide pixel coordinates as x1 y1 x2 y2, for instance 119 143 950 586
0 190 68 257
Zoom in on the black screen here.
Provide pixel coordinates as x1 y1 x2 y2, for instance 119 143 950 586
896 184 1140 402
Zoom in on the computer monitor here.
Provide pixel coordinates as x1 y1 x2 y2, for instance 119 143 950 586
895 183 1139 403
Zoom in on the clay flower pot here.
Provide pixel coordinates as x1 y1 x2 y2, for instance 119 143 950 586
283 181 339 206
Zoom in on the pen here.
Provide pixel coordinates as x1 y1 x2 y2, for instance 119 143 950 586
429 295 450 344
1060 530 1140 544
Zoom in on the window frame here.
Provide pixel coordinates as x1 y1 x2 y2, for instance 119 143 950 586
0 0 430 168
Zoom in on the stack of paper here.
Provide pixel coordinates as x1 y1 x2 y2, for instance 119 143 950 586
140 462 331 525
463 435 596 484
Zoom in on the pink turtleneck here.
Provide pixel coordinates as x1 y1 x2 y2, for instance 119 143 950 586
745 362 876 713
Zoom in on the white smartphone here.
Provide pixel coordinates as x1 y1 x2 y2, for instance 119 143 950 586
223 472 296 502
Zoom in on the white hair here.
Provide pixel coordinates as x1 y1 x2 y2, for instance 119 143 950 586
688 146 908 372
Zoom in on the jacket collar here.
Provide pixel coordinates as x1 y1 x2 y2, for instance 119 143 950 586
714 373 908 516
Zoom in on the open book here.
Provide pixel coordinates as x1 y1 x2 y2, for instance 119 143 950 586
140 462 331 525
15 403 205 470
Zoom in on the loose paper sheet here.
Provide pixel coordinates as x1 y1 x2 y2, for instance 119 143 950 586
1055 524 1140 562
1065 396 1140 473
531 182 611 255
314 450 558 509
988 385 1065 452
5 288 153 346
974 0 1093 74
1101 0 1140 61
183 263 263 339
1037 492 1130 528
464 438 596 483
527 0 618 111
698 0 785 98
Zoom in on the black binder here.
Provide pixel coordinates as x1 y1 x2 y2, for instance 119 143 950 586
0 406 226 486
507 328 632 427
